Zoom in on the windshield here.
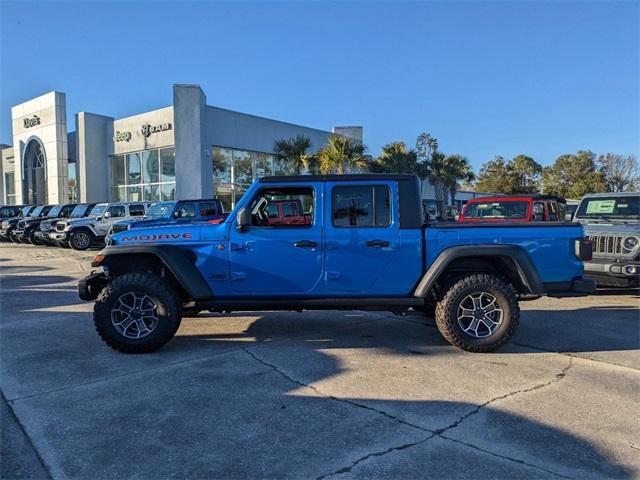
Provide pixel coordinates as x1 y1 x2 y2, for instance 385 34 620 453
21 206 32 216
29 206 44 217
70 205 88 217
146 201 176 218
576 196 639 220
47 205 63 217
0 207 17 216
463 201 529 219
91 204 108 217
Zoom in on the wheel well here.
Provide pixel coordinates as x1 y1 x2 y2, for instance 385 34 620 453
435 255 530 294
103 253 188 300
71 226 94 236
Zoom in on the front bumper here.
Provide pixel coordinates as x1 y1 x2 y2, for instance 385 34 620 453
78 271 108 301
49 231 69 242
35 231 53 243
584 259 640 278
584 259 639 288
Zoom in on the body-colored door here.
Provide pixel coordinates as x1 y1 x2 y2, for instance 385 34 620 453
324 181 403 295
228 183 323 295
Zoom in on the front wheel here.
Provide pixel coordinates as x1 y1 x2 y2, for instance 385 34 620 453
69 230 93 250
94 272 182 353
435 273 519 353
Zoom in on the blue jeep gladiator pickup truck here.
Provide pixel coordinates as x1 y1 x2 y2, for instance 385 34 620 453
79 174 594 354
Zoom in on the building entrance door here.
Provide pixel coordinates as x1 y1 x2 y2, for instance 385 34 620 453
22 140 47 205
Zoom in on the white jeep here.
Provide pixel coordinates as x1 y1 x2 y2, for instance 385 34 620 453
52 202 149 250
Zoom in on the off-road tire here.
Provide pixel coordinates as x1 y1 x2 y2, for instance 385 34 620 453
94 272 182 353
70 229 93 250
435 273 519 353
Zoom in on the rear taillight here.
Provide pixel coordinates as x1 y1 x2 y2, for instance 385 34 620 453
575 238 593 261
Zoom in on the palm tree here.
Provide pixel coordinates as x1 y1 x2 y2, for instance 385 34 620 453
273 135 312 175
443 155 475 205
370 142 422 174
317 135 367 175
426 151 449 214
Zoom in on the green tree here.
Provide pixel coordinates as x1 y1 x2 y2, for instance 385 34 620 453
443 154 475 205
475 156 514 193
542 150 608 198
370 142 422 174
597 153 639 192
317 135 367 174
416 132 438 165
273 135 312 175
509 155 542 193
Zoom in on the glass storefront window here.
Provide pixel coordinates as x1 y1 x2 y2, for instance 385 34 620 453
161 183 175 201
142 150 159 184
160 148 175 183
112 155 125 187
127 185 142 202
143 184 160 202
254 153 273 179
234 150 253 187
212 147 232 184
110 147 175 202
5 172 16 205
127 153 141 185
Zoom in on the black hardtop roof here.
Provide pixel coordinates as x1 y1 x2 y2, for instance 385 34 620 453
259 174 419 183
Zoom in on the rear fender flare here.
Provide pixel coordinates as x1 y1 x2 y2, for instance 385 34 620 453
413 245 544 297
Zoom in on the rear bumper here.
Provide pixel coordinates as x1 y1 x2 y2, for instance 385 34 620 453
545 277 596 298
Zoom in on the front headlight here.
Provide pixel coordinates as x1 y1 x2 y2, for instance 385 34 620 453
1 220 8 228
623 236 639 251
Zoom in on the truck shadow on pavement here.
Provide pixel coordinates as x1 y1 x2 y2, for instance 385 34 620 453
0 274 636 479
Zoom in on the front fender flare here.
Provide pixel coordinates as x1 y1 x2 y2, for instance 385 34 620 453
413 245 544 297
94 244 212 300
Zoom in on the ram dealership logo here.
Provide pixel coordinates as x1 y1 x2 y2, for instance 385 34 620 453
23 115 41 129
141 122 172 137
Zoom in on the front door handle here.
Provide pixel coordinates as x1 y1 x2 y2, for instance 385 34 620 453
366 240 390 248
293 240 317 248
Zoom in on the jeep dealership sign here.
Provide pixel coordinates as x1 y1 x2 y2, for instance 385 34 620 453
23 115 41 129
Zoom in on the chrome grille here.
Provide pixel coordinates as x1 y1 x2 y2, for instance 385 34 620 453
587 235 623 256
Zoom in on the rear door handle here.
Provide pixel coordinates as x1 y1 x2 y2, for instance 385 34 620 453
366 240 390 248
293 240 317 248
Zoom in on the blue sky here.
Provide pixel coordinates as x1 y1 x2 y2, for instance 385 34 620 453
1 1 638 171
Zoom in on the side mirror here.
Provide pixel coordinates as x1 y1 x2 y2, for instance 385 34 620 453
236 207 251 232
173 211 180 219
104 212 111 219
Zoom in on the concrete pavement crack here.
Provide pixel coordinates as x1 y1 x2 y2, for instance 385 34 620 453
433 357 573 436
243 347 433 434
315 435 434 480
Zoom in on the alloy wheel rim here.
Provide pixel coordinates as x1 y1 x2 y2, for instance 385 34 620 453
74 232 90 249
110 292 159 339
457 292 503 338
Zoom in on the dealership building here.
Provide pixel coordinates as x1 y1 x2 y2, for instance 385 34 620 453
1 84 362 210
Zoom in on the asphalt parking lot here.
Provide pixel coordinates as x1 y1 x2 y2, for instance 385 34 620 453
0 243 638 480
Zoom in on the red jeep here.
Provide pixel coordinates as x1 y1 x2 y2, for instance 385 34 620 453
265 199 311 226
459 195 567 223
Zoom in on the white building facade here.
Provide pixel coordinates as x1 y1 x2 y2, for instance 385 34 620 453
2 85 362 210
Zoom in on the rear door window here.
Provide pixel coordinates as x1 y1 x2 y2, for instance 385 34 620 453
199 201 219 217
332 185 391 227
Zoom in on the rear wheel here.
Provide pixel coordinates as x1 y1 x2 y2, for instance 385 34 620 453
94 272 182 353
70 229 93 250
435 273 519 352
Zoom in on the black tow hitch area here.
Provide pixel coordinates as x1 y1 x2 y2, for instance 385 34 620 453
78 271 108 301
